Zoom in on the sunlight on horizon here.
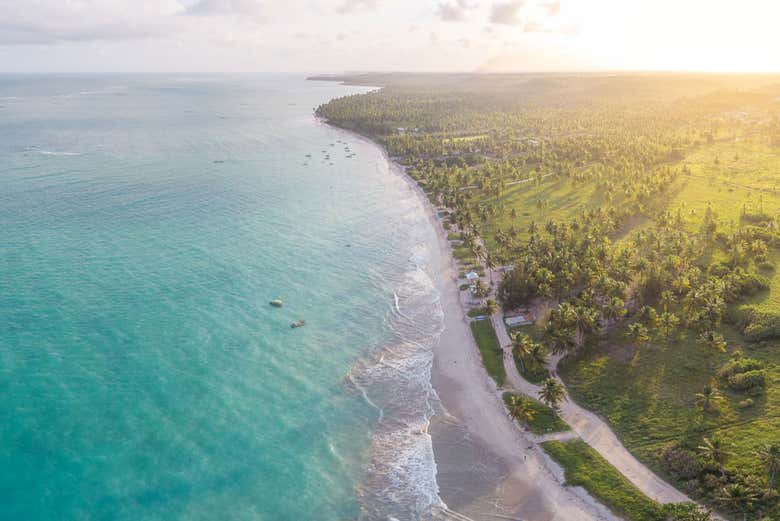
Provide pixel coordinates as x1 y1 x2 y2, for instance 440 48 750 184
0 0 778 73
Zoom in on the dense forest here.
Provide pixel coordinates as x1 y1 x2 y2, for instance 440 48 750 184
316 73 780 520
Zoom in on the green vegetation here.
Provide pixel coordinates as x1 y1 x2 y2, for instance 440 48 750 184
543 439 666 521
510 331 550 383
467 299 498 317
467 307 489 317
470 319 506 387
503 392 569 434
316 72 780 519
542 440 713 521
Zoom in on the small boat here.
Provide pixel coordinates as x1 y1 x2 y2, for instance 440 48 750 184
290 319 306 328
269 299 283 308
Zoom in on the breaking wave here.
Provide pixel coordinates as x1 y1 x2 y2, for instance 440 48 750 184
346 243 452 520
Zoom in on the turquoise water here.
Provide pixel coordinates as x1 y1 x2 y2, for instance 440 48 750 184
0 76 444 520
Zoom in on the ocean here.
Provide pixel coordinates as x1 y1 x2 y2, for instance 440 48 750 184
0 75 446 520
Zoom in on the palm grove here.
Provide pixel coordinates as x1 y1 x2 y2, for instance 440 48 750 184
316 73 780 520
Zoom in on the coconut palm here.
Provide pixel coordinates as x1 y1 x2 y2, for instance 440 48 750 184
573 305 599 348
485 253 496 285
545 325 576 355
656 311 680 342
473 279 489 301
755 442 780 494
506 394 536 425
694 383 725 413
698 436 731 479
511 333 534 372
538 378 566 414
485 298 499 316
626 322 650 347
717 483 758 521
526 342 548 371
697 330 727 353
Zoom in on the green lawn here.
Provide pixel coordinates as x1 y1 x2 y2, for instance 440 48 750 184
517 362 550 384
542 440 667 521
470 319 506 387
545 141 780 515
503 392 570 434
467 307 490 318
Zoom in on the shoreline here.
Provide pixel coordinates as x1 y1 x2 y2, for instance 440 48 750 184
320 118 618 521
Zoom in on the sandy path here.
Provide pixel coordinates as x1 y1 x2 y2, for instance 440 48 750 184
322 120 626 521
384 157 619 521
488 286 691 505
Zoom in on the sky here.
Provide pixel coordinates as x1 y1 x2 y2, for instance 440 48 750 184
0 0 778 73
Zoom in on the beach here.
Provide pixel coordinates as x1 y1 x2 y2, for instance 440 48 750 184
324 117 620 519
383 156 618 521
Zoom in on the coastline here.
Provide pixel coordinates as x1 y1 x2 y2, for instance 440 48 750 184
320 118 618 521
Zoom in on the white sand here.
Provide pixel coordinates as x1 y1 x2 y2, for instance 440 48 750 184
386 158 619 521
323 119 637 520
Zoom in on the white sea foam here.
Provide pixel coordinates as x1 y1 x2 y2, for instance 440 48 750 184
38 150 81 156
347 243 449 520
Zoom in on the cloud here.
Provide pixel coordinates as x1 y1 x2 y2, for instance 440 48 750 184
490 0 525 25
437 0 476 22
544 1 561 17
0 0 183 45
184 0 266 17
335 0 380 14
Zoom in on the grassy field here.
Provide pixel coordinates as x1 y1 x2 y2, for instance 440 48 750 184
318 75 780 518
555 140 780 518
467 306 490 317
476 176 603 254
470 319 506 387
542 440 667 521
473 139 780 517
503 392 570 434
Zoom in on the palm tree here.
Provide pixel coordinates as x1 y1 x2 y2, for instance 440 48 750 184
473 279 489 301
697 330 727 353
485 253 496 285
512 333 534 372
694 383 725 413
662 503 712 521
698 436 731 479
602 296 627 323
506 394 536 426
538 378 566 414
656 311 680 342
573 305 599 349
545 325 576 355
526 342 548 371
626 322 650 347
717 483 758 521
755 442 780 494
485 298 499 316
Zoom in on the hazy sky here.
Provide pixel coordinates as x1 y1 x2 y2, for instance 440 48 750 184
1 0 778 73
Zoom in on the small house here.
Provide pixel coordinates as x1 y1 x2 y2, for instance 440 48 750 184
505 314 534 327
504 308 535 327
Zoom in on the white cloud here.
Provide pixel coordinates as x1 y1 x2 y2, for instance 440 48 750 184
490 0 525 25
437 0 478 22
335 0 380 14
185 0 267 17
0 0 184 44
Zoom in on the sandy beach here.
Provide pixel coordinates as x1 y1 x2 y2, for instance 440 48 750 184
384 157 619 521
321 117 619 520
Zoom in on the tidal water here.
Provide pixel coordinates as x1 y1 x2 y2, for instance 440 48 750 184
0 75 445 520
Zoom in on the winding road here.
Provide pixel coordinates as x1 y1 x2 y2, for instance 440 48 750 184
488 293 691 505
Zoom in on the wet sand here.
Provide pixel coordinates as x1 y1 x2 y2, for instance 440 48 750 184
392 159 617 521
